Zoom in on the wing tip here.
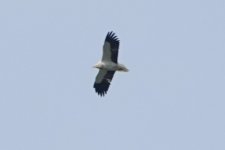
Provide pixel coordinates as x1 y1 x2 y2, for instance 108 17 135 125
106 31 120 43
93 81 110 97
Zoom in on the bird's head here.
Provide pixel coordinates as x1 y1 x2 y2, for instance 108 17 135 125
93 62 103 69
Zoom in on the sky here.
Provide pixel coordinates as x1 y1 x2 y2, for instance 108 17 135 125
0 0 225 150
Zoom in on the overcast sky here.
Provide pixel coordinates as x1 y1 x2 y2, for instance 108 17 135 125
0 0 225 150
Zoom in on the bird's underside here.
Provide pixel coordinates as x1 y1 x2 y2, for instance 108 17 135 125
93 31 128 96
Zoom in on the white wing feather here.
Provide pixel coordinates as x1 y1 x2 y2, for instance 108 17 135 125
102 41 112 62
95 69 107 83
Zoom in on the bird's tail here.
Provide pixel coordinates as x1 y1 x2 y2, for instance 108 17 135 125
117 64 129 72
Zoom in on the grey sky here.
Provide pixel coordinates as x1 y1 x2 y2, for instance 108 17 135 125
0 0 225 150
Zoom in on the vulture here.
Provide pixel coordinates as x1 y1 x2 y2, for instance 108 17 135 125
93 31 128 96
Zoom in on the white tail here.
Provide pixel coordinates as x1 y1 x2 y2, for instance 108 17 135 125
117 64 129 72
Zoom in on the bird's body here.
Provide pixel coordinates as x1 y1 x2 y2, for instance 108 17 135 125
94 61 128 72
93 31 128 96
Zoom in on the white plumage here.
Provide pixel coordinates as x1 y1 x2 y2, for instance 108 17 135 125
93 31 128 96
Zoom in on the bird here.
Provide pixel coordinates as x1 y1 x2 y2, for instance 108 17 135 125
93 31 129 96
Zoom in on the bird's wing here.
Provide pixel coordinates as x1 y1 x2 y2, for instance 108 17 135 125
94 70 115 96
102 31 119 63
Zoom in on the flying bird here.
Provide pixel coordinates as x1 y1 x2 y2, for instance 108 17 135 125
93 31 129 96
